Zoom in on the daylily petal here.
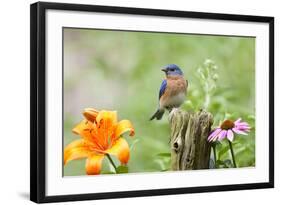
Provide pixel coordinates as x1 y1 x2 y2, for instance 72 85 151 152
114 120 135 138
72 120 101 147
106 137 130 165
72 119 91 135
83 108 99 122
227 130 234 141
64 139 88 152
96 110 118 127
95 110 118 148
64 139 91 165
85 154 105 175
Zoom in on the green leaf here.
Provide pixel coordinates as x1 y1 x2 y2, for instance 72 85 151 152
155 153 171 158
216 159 233 168
154 159 167 171
116 165 128 174
129 139 140 151
101 171 116 175
183 100 194 110
214 141 222 147
224 112 233 119
216 160 227 168
224 159 233 168
247 114 255 120
217 145 229 159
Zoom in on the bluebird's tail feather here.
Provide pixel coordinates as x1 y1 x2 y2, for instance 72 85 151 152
150 109 165 121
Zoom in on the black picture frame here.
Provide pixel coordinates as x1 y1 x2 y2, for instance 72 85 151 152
30 1 274 203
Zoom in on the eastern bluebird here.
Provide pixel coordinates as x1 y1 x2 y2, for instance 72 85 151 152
150 64 188 120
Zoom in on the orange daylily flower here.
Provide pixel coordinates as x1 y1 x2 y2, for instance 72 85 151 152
64 108 135 175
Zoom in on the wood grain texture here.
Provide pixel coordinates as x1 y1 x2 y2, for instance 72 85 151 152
169 109 213 170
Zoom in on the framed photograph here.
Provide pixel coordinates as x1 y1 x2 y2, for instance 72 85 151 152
30 2 274 203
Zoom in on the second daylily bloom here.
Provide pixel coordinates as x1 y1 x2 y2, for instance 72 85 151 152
64 108 135 175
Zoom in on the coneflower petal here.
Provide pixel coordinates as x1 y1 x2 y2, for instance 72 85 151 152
232 128 248 135
234 118 242 124
218 130 227 141
208 128 221 141
227 130 234 141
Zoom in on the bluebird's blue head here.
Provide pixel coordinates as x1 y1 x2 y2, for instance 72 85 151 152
161 64 183 76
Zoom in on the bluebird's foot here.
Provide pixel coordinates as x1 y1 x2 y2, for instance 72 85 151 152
168 107 179 122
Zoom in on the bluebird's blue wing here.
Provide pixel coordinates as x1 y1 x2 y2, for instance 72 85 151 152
159 79 167 99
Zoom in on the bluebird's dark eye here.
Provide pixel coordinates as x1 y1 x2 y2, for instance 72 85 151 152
170 69 175 72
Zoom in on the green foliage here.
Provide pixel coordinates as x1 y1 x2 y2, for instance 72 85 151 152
63 28 255 176
197 59 219 110
216 159 233 168
116 165 129 174
154 153 171 171
155 153 171 158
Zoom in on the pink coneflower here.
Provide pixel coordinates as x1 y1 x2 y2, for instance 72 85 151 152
208 118 250 142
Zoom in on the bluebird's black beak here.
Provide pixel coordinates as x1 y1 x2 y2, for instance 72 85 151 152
161 68 167 73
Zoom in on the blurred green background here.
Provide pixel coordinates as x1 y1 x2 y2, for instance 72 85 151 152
63 28 255 176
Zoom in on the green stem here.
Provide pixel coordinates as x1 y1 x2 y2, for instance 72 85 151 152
228 140 237 168
212 144 217 168
106 154 117 173
204 84 210 110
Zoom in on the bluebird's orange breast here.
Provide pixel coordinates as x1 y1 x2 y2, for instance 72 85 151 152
160 75 188 109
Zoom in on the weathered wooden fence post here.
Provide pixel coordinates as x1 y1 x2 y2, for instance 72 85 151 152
169 109 213 170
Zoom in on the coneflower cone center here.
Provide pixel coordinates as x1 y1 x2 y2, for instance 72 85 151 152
220 120 235 130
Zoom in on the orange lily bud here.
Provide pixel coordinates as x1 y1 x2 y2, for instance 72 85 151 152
83 108 99 122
